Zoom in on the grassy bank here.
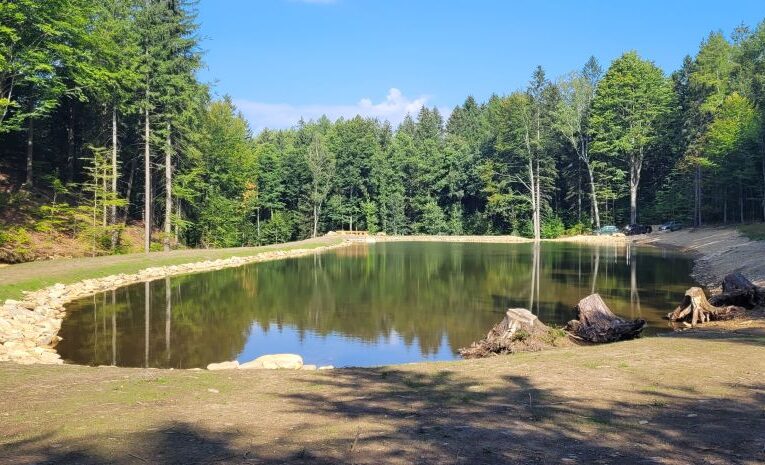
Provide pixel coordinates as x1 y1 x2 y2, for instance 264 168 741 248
0 236 344 301
2 329 763 464
739 223 765 241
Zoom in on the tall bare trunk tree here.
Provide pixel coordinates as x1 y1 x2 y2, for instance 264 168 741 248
111 106 119 249
144 106 151 253
164 122 172 251
306 134 336 238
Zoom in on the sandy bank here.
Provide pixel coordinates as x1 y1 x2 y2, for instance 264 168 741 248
637 227 765 288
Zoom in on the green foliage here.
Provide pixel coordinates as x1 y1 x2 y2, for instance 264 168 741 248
0 227 32 263
2 7 765 261
541 215 565 239
591 51 675 222
564 222 590 236
738 223 765 241
416 197 449 235
0 0 91 132
543 327 568 345
511 329 531 342
362 200 379 234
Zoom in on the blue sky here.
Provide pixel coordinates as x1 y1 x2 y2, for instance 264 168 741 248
197 0 765 132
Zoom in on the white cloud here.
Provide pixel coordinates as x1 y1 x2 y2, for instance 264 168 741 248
235 88 431 132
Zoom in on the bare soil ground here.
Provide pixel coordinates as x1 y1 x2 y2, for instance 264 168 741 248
2 330 764 465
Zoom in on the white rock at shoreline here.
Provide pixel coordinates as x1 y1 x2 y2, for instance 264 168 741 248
239 354 303 370
206 360 239 370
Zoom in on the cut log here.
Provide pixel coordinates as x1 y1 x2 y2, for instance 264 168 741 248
707 272 764 309
565 294 646 343
459 308 559 358
667 287 743 326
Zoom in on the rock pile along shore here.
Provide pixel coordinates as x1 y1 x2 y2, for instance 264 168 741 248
0 242 351 365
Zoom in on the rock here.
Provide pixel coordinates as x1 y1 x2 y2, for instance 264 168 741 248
318 365 334 370
301 364 317 371
206 360 240 370
239 354 303 370
207 388 220 394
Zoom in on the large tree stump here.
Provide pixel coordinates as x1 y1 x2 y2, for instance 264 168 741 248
707 272 765 309
459 308 556 358
668 287 743 326
565 294 646 343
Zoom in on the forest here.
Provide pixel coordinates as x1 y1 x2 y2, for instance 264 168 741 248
2 0 765 257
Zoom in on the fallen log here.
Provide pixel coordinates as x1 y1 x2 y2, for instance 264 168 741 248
459 308 564 358
565 294 646 343
707 272 765 309
667 287 743 326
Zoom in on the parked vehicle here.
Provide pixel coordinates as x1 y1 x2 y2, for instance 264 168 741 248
623 224 652 235
658 221 683 232
595 225 619 236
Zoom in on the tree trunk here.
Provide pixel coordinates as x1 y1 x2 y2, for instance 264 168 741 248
102 163 108 227
528 156 538 240
535 158 541 240
459 308 559 358
587 165 600 229
144 107 151 253
111 106 119 249
565 294 646 343
577 158 582 222
668 287 743 326
708 272 765 309
312 204 318 238
629 180 638 225
25 117 34 186
629 150 643 225
739 180 744 224
67 103 75 182
124 158 136 223
164 122 172 252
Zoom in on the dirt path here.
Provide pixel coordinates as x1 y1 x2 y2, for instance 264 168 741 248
638 227 765 288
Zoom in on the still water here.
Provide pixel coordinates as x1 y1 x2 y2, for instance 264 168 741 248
57 242 695 368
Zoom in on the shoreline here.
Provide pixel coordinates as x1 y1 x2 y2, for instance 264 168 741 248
0 228 762 367
0 240 355 365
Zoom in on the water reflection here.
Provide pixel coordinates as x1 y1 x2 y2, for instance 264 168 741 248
57 242 695 368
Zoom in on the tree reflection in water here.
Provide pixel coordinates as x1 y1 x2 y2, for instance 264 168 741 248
57 242 695 368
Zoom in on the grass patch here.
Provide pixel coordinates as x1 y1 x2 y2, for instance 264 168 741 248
738 223 765 241
0 237 343 301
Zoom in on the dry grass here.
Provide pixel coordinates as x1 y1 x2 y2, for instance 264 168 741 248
1 325 764 464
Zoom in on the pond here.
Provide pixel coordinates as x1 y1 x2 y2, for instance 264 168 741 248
56 242 696 368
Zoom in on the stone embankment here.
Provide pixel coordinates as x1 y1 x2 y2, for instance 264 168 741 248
0 242 352 365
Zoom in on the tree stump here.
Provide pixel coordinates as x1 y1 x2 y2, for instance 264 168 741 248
565 294 646 343
459 308 555 358
667 287 743 326
707 272 765 309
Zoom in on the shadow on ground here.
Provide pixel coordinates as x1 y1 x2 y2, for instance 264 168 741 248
662 319 765 347
3 367 764 464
